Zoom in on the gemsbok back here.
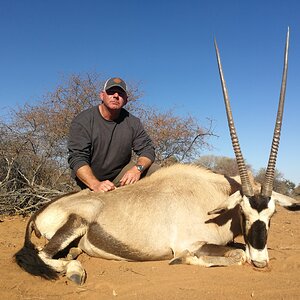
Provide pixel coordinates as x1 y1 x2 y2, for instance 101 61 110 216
15 29 299 285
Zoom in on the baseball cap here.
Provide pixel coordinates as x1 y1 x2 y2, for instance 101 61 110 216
103 77 127 94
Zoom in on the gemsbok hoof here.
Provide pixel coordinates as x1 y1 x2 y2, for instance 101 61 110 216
225 249 247 265
66 260 86 285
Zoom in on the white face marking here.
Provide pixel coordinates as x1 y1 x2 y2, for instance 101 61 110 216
241 196 276 231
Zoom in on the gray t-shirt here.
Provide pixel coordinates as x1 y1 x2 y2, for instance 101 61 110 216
68 106 155 184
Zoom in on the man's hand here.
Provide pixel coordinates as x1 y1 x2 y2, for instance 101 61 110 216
119 167 141 186
76 165 115 192
91 180 116 192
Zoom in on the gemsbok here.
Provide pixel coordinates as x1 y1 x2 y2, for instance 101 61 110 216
15 29 299 285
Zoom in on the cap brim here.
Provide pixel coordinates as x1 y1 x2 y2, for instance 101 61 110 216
105 85 127 94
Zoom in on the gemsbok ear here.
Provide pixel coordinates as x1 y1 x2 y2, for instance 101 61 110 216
272 191 300 210
208 190 243 215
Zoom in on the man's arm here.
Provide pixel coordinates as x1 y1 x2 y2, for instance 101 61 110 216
119 156 152 186
68 111 114 192
118 116 156 186
76 165 115 192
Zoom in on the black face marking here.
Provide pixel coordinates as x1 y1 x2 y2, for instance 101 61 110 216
87 223 170 261
241 212 246 238
248 195 271 213
247 220 267 250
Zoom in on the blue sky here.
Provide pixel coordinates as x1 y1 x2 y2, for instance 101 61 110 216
1 0 299 184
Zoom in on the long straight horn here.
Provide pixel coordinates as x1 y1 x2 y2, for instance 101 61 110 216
214 39 254 197
261 28 290 197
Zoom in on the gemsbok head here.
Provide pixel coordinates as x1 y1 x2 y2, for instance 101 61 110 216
211 28 294 267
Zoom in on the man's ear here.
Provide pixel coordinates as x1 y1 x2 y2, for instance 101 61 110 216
208 190 243 215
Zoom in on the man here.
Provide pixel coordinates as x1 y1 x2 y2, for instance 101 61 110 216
68 77 157 192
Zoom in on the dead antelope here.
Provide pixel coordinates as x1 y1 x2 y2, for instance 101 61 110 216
15 29 299 285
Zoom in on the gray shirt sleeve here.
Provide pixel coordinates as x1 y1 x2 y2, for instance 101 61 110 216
132 120 155 162
68 119 91 175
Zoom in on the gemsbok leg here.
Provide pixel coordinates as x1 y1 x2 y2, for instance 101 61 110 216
15 213 88 285
169 242 246 267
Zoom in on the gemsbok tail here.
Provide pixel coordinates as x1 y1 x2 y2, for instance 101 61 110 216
14 217 58 280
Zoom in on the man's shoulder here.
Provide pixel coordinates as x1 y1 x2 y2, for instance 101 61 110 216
120 108 140 123
73 106 99 123
119 109 143 130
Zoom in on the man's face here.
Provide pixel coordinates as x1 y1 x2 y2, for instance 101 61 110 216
100 87 128 110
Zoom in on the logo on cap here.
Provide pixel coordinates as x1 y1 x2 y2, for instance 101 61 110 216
113 78 122 83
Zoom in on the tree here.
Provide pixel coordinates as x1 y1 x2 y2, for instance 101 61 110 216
255 168 295 196
195 156 297 197
195 155 253 177
292 184 300 200
140 108 215 165
0 72 214 215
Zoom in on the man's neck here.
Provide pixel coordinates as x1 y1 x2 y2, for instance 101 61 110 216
99 104 121 121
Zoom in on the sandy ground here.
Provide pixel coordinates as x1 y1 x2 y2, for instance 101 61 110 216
0 206 299 300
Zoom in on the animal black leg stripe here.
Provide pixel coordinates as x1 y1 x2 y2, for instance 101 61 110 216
43 214 87 258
